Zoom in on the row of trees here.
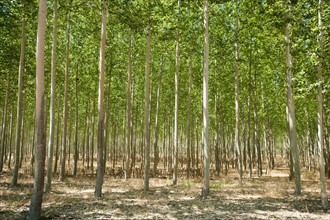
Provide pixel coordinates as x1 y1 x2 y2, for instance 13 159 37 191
0 0 329 218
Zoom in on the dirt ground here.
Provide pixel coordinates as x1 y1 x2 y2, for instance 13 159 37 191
1 159 330 219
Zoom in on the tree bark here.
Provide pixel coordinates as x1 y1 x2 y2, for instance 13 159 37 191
12 11 26 187
143 0 151 192
173 0 180 186
60 10 70 182
317 0 328 210
254 72 262 177
0 73 9 173
86 102 90 169
202 0 210 198
53 97 61 174
284 4 301 195
153 55 163 177
73 63 79 176
248 48 253 178
95 0 107 197
186 55 193 179
7 106 14 170
46 0 58 192
28 0 47 218
234 0 242 183
125 29 133 179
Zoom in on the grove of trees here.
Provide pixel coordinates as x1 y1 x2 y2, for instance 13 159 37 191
0 0 329 218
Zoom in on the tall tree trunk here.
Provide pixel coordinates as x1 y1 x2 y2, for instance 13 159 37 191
94 0 106 197
103 76 111 172
173 0 180 186
284 4 301 195
91 99 96 173
201 0 210 198
7 106 14 170
186 55 192 179
31 110 36 172
248 49 252 178
86 102 90 169
143 0 151 192
53 97 61 174
261 84 270 174
19 115 25 169
234 0 242 182
125 29 133 179
153 55 163 177
317 0 328 210
60 11 70 182
12 11 26 187
0 73 9 173
82 106 87 167
73 63 79 176
46 0 58 192
28 0 47 218
254 72 262 177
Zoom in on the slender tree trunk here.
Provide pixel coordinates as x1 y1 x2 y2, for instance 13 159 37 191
31 111 36 172
67 117 72 172
73 64 79 176
173 0 180 186
125 29 133 179
82 106 87 167
143 0 152 192
261 85 270 174
196 119 199 170
103 77 111 172
112 121 116 169
95 0 107 197
0 73 9 173
284 6 301 195
254 72 262 177
153 55 163 177
8 106 14 170
28 0 47 218
19 115 25 169
46 0 58 192
53 97 61 174
60 11 70 182
91 100 96 173
201 0 210 198
86 102 90 169
234 0 242 183
317 0 328 210
186 55 192 179
12 12 26 187
248 52 252 178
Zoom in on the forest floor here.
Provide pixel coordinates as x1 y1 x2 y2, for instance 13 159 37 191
1 158 330 219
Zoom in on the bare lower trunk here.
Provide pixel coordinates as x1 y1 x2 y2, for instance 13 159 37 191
284 8 301 195
28 0 47 218
46 0 58 192
317 0 328 210
143 1 151 191
60 11 70 182
186 55 192 179
73 64 79 177
95 0 106 197
173 0 180 186
126 30 133 179
202 0 210 198
0 74 9 173
234 0 242 182
12 13 26 187
153 56 163 177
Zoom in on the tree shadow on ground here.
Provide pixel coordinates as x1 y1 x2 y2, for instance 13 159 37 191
1 187 327 220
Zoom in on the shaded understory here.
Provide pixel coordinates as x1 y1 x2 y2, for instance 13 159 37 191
1 161 330 219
